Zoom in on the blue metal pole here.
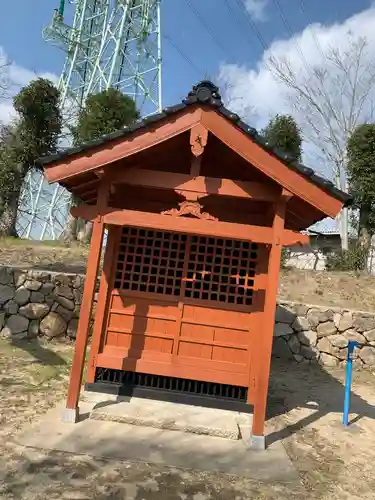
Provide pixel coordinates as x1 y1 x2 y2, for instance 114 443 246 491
343 340 360 426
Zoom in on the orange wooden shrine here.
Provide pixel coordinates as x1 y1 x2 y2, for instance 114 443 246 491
40 82 350 448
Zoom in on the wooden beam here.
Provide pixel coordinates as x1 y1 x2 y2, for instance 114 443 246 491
44 107 203 184
251 196 287 444
200 108 344 218
71 205 309 246
86 226 120 384
109 168 279 202
64 178 109 421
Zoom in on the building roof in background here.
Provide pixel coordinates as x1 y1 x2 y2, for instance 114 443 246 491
38 81 352 208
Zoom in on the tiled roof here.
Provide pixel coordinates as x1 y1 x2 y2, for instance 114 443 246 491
37 80 352 207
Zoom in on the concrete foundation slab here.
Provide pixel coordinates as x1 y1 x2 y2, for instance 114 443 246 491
16 402 299 484
90 397 243 440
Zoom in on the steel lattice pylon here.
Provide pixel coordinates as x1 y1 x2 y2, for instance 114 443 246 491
17 0 162 240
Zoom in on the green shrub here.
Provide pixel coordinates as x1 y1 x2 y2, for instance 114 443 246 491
325 242 368 271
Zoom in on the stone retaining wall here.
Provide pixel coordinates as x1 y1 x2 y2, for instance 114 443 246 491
0 266 84 340
274 301 375 367
1 265 374 368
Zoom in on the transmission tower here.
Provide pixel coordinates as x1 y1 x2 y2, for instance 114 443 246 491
17 0 162 240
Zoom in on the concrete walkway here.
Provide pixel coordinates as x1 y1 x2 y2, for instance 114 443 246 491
16 399 299 484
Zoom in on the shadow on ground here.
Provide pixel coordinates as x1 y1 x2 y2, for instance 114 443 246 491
10 338 67 367
267 358 375 445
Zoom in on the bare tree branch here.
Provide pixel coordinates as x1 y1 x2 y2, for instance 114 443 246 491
268 35 375 249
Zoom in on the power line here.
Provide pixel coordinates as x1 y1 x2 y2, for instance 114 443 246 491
222 0 260 59
163 34 205 77
298 0 327 63
272 0 311 74
183 0 235 64
233 0 269 52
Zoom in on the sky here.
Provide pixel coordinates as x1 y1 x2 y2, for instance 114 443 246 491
0 0 371 119
0 0 374 236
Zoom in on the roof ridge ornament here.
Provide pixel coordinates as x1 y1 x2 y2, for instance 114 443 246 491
183 80 223 107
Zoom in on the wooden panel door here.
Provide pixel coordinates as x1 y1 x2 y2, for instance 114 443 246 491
97 226 260 387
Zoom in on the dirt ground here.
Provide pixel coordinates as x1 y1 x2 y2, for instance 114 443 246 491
1 238 375 312
1 339 375 499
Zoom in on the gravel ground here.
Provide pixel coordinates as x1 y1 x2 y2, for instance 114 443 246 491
1 339 375 499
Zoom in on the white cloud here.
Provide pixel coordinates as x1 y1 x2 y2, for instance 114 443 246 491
244 0 269 22
0 46 59 125
218 5 375 177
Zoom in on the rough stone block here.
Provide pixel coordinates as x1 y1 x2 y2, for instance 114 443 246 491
30 291 45 303
56 305 74 323
272 337 293 359
327 334 348 348
343 330 366 344
28 320 39 338
40 312 67 338
353 314 375 333
19 303 49 320
4 300 18 315
319 353 339 367
334 312 353 332
317 321 337 338
0 266 13 286
300 345 319 360
287 335 300 354
359 346 375 365
14 271 27 288
55 295 75 311
0 311 4 330
364 329 375 342
67 318 79 339
292 316 310 332
40 283 55 295
275 305 296 324
24 280 42 292
55 286 74 300
14 287 31 305
6 314 29 334
317 337 338 356
0 284 15 305
274 322 293 337
298 330 317 346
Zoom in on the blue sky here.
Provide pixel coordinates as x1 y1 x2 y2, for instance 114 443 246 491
0 0 371 110
1 0 374 237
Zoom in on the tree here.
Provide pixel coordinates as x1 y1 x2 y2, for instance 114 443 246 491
261 114 302 162
65 88 139 242
347 124 375 251
269 36 375 250
72 87 139 144
0 78 62 236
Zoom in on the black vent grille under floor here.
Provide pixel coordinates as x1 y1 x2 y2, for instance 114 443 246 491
85 368 252 413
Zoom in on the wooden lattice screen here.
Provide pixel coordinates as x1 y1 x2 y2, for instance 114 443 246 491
114 226 258 306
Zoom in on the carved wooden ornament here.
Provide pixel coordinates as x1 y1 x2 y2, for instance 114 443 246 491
190 124 208 157
161 201 217 221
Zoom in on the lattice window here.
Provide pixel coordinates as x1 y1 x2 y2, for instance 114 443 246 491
114 228 258 305
114 227 187 296
184 236 257 306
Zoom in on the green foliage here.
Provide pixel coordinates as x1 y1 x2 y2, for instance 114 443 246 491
325 242 367 271
72 88 139 144
0 78 62 234
13 78 62 168
347 124 375 234
261 114 302 162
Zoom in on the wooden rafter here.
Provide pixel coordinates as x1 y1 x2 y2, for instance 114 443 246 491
108 168 279 202
200 108 343 218
44 107 203 183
